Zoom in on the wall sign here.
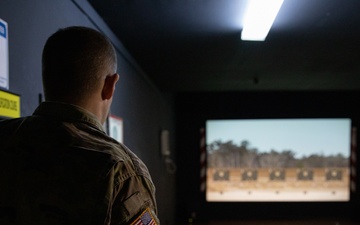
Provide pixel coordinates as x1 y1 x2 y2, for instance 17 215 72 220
0 18 9 89
108 114 123 143
0 89 20 118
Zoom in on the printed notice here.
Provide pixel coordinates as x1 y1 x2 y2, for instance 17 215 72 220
109 114 123 143
0 18 9 89
0 89 20 118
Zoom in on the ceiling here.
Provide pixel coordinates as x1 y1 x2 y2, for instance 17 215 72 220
88 0 360 92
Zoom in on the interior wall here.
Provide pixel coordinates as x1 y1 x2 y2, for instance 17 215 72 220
175 91 360 223
0 0 176 224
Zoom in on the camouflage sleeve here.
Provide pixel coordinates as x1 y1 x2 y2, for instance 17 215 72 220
105 161 160 225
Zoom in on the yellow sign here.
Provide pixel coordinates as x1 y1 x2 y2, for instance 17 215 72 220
0 89 20 118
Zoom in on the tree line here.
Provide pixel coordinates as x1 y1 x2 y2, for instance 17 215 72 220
207 140 349 168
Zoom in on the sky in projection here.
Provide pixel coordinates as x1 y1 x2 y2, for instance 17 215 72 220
206 119 351 158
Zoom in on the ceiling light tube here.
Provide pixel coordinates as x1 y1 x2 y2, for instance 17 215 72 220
241 0 284 41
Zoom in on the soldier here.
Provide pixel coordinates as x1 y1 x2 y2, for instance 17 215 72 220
0 26 159 225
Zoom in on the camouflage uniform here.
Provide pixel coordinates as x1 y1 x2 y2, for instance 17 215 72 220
0 102 159 225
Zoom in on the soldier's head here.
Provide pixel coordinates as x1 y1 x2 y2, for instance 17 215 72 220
42 26 119 122
42 26 117 104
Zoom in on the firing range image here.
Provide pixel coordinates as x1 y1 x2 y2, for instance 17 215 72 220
206 119 351 202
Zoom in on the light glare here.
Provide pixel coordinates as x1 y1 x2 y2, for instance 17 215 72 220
241 0 284 41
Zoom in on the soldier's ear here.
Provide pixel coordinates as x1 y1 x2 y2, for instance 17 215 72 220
102 73 119 100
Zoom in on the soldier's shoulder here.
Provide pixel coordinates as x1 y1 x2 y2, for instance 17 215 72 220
0 117 26 135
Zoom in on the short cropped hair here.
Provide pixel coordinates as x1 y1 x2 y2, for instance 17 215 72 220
42 26 117 102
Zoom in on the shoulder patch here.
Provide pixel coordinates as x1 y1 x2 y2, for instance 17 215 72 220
130 208 157 225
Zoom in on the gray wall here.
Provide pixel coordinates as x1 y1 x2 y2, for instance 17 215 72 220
0 0 176 224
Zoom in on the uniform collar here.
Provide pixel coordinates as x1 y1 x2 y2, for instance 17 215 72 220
33 101 106 133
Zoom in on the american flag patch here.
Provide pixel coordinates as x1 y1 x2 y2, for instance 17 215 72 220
131 208 157 225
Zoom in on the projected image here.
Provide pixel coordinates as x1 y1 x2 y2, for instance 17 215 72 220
206 119 351 202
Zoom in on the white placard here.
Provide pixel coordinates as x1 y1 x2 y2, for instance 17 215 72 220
0 18 9 89
109 114 123 143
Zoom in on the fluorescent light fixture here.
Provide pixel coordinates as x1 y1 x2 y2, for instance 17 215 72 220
241 0 284 41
